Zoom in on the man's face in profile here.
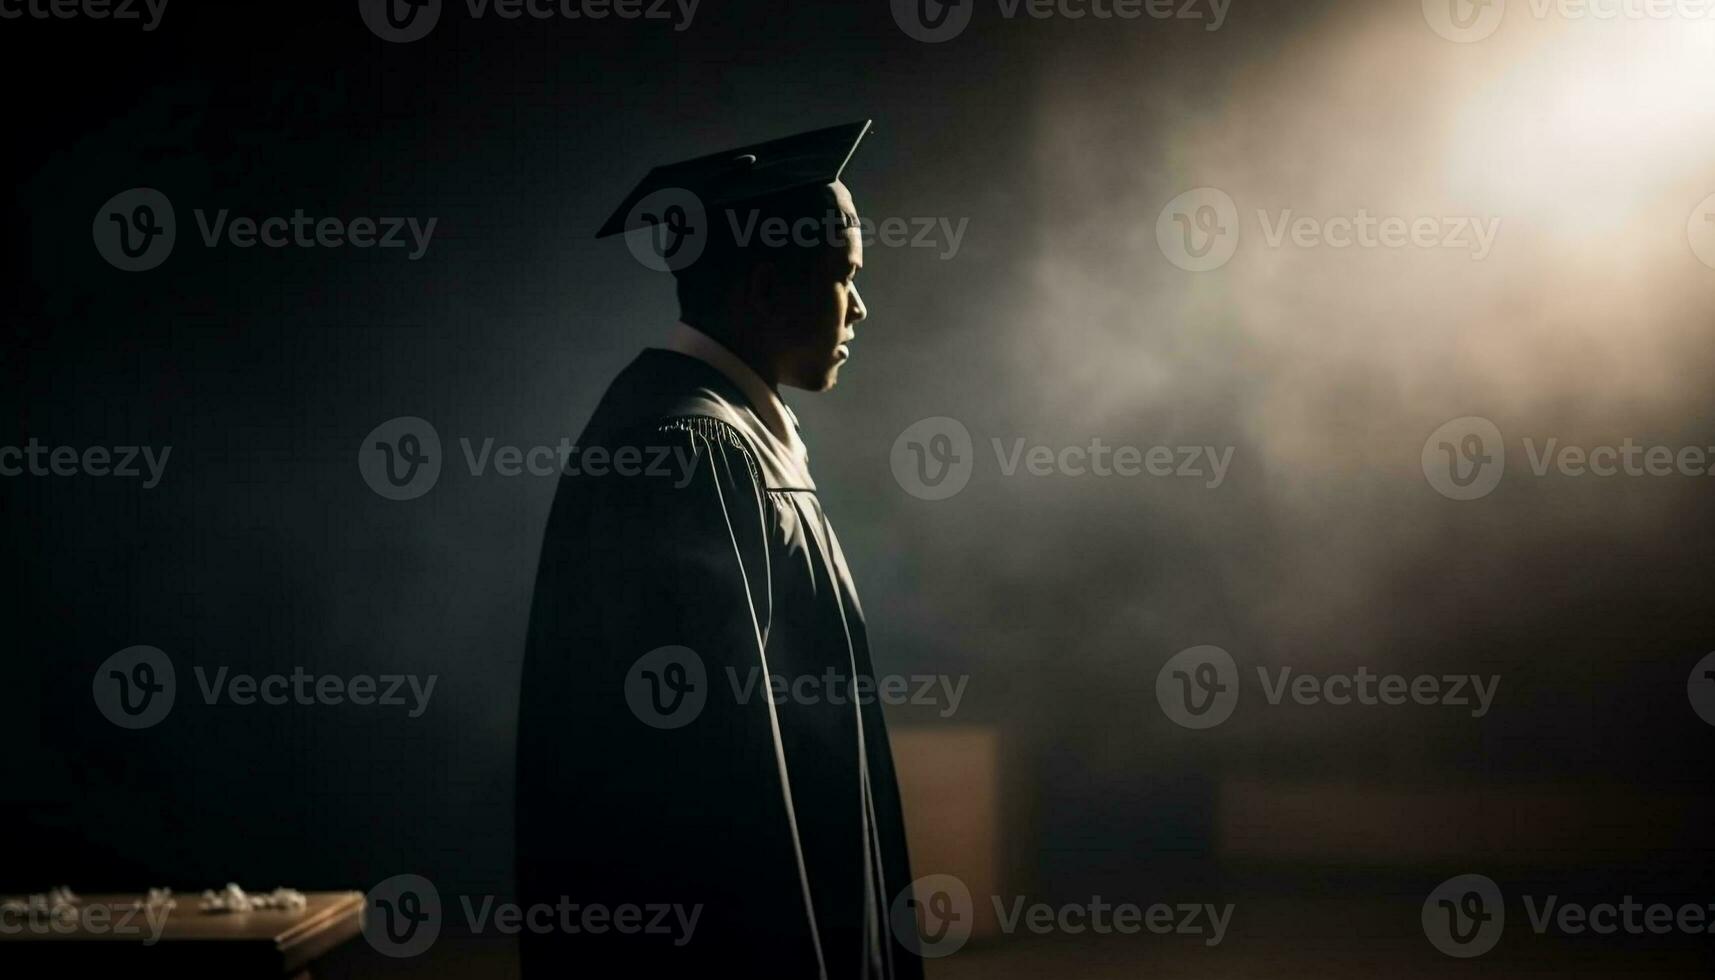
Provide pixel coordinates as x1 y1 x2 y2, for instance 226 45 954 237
773 182 867 392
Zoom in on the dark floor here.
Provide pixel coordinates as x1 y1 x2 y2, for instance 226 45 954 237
317 896 1715 978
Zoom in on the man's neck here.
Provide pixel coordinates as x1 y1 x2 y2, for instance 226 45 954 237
680 314 779 391
665 321 805 464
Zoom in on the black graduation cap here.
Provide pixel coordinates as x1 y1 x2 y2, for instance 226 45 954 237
595 120 872 239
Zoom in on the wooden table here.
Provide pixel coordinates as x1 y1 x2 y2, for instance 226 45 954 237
0 891 365 978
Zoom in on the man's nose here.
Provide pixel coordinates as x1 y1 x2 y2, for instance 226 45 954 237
848 282 867 323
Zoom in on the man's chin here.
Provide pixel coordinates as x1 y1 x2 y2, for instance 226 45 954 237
784 362 844 393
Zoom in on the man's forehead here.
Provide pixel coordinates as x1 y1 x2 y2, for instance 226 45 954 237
829 181 863 264
829 180 857 218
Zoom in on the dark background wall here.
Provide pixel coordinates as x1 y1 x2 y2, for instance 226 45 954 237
6 0 1715 974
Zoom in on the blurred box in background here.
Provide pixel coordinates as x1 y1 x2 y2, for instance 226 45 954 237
891 725 1002 939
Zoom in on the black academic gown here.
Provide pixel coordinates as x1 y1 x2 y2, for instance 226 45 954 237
515 349 923 979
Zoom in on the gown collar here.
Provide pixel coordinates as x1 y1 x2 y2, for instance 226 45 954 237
664 320 809 467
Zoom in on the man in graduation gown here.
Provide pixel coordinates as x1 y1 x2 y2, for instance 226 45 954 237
515 121 925 978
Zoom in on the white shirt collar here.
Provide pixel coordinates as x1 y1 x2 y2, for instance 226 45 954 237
664 321 808 465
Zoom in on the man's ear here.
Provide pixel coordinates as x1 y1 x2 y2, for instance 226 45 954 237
740 255 783 318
